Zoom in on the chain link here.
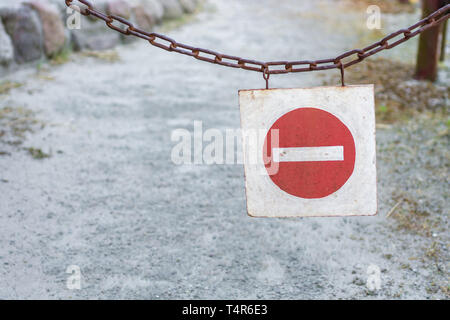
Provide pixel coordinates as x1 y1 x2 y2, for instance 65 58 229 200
66 0 449 76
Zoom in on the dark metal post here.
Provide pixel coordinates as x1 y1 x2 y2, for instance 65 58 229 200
414 0 447 81
440 18 447 61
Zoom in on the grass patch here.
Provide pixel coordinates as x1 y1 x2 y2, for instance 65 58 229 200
322 58 449 123
0 106 43 146
160 0 206 32
425 241 441 261
388 194 439 237
161 13 199 32
25 147 51 159
0 107 50 159
80 50 121 63
50 46 72 66
36 74 55 81
0 81 23 95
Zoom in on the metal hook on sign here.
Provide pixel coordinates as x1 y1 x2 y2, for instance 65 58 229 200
263 66 270 90
339 62 346 87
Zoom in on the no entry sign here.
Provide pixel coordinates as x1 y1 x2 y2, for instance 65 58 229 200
239 86 377 217
264 107 356 199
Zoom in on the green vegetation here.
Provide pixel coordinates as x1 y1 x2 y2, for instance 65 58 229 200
80 50 121 62
50 46 72 66
0 106 47 159
25 147 51 159
323 57 449 123
0 81 23 95
161 0 206 32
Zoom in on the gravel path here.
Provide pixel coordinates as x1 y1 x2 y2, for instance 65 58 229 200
0 0 448 299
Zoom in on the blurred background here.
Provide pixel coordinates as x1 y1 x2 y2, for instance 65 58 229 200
0 0 448 299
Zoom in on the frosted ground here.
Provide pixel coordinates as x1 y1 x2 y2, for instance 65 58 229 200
0 0 448 299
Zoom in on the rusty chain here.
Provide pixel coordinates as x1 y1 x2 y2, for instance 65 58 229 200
66 0 449 87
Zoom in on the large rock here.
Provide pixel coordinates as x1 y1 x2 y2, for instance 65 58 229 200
106 0 135 44
161 0 183 20
179 0 197 13
47 0 67 15
131 4 155 31
0 5 44 64
71 18 121 51
0 0 200 65
106 0 131 19
26 0 66 57
139 0 164 23
0 20 14 66
69 0 121 51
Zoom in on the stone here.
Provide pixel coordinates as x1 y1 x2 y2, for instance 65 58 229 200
69 0 121 51
0 19 14 66
131 4 155 31
71 18 121 51
106 0 131 19
179 0 197 13
26 0 66 57
161 0 183 20
0 5 44 64
141 0 164 23
0 1 22 11
107 0 136 44
47 0 67 15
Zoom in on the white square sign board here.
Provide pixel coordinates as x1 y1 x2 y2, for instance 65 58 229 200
238 85 377 217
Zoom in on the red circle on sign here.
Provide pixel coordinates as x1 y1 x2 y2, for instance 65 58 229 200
263 107 356 199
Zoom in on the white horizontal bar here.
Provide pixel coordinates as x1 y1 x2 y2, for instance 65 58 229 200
272 146 344 163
